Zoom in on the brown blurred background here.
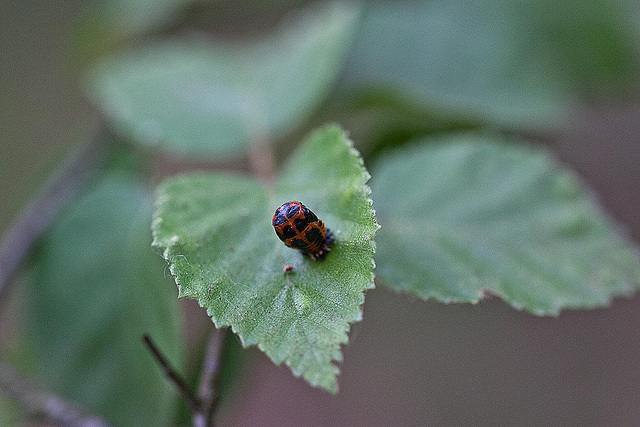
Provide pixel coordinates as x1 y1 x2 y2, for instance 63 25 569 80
3 2 640 426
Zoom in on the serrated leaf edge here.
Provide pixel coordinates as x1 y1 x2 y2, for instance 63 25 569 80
152 127 379 392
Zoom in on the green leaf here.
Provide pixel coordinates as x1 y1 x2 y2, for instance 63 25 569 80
372 135 640 315
530 0 640 92
344 0 640 129
313 88 482 162
153 125 377 392
28 173 183 426
85 2 360 158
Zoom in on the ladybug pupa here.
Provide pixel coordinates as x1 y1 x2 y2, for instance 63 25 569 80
272 201 334 260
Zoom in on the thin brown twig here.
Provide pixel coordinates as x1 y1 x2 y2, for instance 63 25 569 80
0 126 110 305
193 328 226 427
0 360 111 427
142 334 202 414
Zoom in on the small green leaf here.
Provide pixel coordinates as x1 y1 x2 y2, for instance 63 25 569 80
28 173 183 426
153 125 378 392
372 135 640 315
85 2 360 158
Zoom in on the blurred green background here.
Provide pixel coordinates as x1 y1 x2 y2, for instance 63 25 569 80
3 0 640 425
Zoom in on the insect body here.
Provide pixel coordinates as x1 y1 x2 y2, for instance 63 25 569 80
272 201 334 260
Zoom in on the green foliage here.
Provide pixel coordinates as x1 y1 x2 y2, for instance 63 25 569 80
314 88 482 161
153 126 378 392
528 0 640 91
344 0 640 129
28 172 183 426
372 135 640 315
84 1 360 158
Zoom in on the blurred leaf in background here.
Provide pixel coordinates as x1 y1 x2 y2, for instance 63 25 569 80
373 135 640 315
27 168 183 426
531 0 640 92
343 0 640 130
84 1 361 159
305 88 482 162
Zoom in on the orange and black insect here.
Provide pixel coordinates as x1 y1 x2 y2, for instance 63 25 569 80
272 201 334 260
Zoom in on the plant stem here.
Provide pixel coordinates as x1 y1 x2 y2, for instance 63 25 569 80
144 330 227 426
0 126 110 306
142 334 202 414
248 139 276 186
0 360 111 427
193 328 226 427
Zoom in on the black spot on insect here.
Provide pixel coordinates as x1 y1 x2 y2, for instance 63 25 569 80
280 225 296 240
289 238 308 249
285 203 299 218
305 227 323 245
293 217 310 233
272 213 287 227
306 209 318 222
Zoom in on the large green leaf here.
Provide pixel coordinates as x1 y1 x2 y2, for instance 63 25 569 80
153 125 378 392
309 88 482 162
85 2 360 158
372 135 640 315
28 172 183 426
344 0 640 129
